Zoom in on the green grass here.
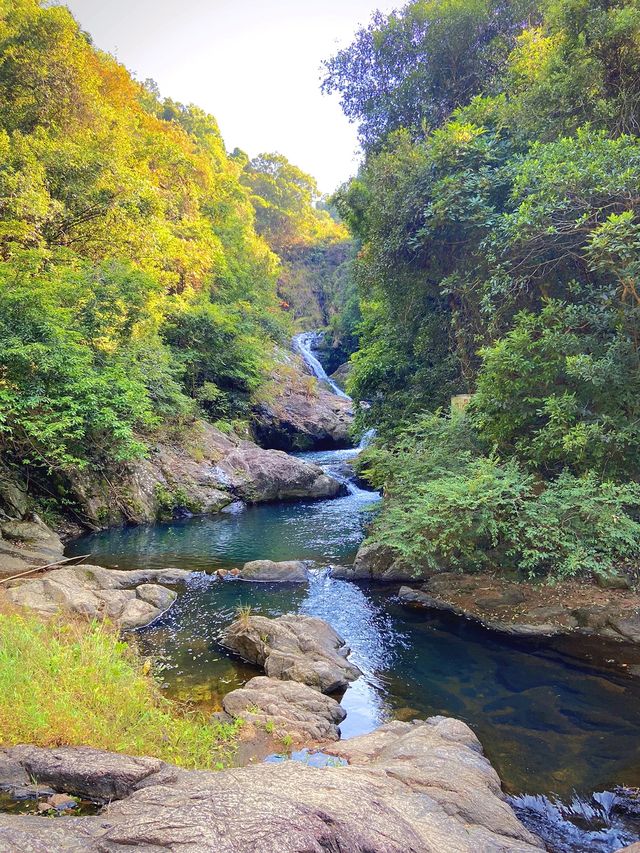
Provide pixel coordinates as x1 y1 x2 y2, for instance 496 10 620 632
0 608 241 769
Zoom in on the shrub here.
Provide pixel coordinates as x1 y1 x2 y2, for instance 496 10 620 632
363 414 640 579
0 609 240 768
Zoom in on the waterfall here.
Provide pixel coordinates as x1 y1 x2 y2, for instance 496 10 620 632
292 332 351 400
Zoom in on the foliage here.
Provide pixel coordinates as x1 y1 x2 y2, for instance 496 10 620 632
330 0 640 579
239 152 355 330
0 608 240 768
362 415 640 579
470 300 640 479
0 0 305 487
322 0 537 150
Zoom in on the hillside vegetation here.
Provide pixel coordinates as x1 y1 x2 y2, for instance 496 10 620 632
0 0 349 515
325 0 640 579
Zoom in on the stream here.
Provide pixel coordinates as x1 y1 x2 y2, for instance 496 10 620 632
66 332 640 853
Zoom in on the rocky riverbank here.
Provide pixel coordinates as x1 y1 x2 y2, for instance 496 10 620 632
396 571 640 645
338 541 640 649
0 719 545 852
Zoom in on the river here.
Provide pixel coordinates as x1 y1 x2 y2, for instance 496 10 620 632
66 332 640 852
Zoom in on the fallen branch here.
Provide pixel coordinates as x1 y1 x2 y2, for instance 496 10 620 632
0 554 91 585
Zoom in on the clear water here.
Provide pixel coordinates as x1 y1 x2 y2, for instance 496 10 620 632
67 484 640 800
64 338 640 851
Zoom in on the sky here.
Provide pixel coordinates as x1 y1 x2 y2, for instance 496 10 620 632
61 0 396 194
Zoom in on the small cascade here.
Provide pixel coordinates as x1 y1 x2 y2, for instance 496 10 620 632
293 331 351 399
510 790 640 853
358 428 377 449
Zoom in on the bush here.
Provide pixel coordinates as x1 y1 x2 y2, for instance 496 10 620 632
363 414 640 579
470 300 640 480
0 609 240 768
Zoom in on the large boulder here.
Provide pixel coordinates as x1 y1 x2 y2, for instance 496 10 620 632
221 613 362 694
0 515 65 578
0 719 543 852
222 676 346 742
239 559 309 583
66 419 343 528
4 565 193 629
219 443 342 502
253 352 353 451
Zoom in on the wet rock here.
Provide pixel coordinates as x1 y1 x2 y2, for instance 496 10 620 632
239 559 309 583
330 362 351 391
221 613 362 693
222 676 346 742
38 793 77 812
0 719 543 852
5 565 191 629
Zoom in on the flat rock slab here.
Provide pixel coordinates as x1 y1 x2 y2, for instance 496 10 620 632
0 718 543 852
221 613 362 693
239 559 309 582
222 675 346 742
5 565 193 630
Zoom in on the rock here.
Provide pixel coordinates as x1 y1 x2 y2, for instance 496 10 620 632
65 418 343 528
0 519 52 543
334 541 423 582
0 516 65 578
330 362 351 391
39 793 77 812
0 465 28 518
239 559 309 583
219 443 342 502
610 612 640 643
222 676 346 742
252 352 354 451
397 568 640 647
221 613 362 694
595 572 631 590
398 586 463 614
0 720 543 851
5 565 190 629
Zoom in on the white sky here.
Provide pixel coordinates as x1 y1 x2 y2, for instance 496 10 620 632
61 0 396 193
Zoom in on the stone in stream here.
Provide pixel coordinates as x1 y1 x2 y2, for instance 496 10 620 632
222 675 346 742
0 719 544 852
239 559 309 582
221 613 362 694
332 541 419 582
4 565 194 630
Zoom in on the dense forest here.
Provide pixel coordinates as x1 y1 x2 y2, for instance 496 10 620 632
324 0 640 580
0 0 350 512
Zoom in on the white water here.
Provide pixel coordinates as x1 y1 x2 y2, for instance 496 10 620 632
293 331 351 399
